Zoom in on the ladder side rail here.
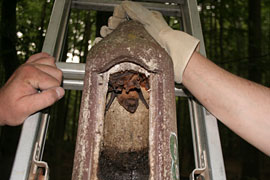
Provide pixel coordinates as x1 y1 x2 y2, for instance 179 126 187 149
188 100 205 169
73 0 184 3
10 114 41 180
10 0 72 179
43 0 71 59
181 0 226 179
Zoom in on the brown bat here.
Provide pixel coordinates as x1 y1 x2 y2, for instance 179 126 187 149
106 70 149 113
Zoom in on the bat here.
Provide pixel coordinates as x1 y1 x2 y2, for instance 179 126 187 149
106 70 149 113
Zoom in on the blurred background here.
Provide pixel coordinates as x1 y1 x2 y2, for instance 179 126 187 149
0 0 269 179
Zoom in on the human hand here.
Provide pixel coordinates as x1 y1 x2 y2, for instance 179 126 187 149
99 1 200 83
93 5 127 44
0 52 65 126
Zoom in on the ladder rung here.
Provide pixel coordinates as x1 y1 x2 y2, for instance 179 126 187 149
56 62 187 96
71 0 181 17
133 0 184 3
56 62 85 90
56 62 85 80
73 0 184 4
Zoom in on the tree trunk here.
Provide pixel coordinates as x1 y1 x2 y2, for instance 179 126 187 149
71 91 80 142
82 11 92 63
248 0 262 83
218 0 224 63
209 5 213 59
0 1 21 179
241 0 261 179
37 1 48 52
0 0 19 79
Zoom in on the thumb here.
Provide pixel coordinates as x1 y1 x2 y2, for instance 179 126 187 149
21 87 65 115
122 1 153 25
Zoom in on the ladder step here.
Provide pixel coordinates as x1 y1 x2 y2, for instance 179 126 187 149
56 62 187 96
71 0 182 17
72 0 184 4
132 0 184 3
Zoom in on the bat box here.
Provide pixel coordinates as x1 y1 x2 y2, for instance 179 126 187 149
72 20 179 180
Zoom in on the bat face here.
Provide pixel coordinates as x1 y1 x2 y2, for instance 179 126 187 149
106 70 149 113
117 89 139 113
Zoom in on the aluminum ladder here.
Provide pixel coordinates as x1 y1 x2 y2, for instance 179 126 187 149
10 0 226 179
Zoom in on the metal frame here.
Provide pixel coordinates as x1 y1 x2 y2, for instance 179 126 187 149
11 0 226 180
10 0 71 179
72 0 182 16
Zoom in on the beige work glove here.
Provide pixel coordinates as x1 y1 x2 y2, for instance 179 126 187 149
96 1 200 83
93 5 126 44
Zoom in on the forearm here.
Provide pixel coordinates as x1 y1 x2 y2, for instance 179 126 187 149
182 52 270 156
0 89 6 125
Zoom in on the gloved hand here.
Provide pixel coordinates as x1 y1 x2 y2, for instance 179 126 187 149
93 5 126 44
97 1 200 83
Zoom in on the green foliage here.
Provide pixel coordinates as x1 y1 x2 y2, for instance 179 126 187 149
64 9 97 63
16 0 53 62
198 0 269 86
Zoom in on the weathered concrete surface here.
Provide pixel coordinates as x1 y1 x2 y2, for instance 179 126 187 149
103 86 149 153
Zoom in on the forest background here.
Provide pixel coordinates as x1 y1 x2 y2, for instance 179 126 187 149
0 0 269 179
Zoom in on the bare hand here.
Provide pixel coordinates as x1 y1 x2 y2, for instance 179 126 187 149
0 52 65 126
